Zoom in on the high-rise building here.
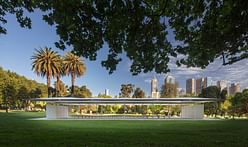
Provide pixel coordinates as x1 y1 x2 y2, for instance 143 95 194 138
195 78 204 95
217 80 227 91
151 76 159 98
186 78 195 95
229 83 241 96
165 75 176 84
202 77 213 89
177 88 186 97
105 89 109 96
195 77 213 95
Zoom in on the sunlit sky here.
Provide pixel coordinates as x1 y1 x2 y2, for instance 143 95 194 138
0 10 247 97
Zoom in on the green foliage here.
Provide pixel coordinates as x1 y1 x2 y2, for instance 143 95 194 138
132 88 145 98
229 89 248 117
201 86 221 116
54 80 68 97
0 1 37 34
160 83 177 98
63 52 86 96
97 93 111 98
31 47 61 97
73 86 92 98
201 86 221 98
119 84 134 98
0 67 47 110
3 1 248 75
2 84 17 112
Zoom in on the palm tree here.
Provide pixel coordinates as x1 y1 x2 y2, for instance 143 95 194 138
31 47 61 97
63 52 86 96
55 56 64 97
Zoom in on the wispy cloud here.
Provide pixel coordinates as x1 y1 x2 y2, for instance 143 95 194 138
139 56 248 90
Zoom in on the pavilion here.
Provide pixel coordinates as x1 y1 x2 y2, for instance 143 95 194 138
31 97 217 119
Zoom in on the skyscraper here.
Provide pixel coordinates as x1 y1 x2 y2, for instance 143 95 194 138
186 78 195 95
151 76 159 98
217 80 227 91
195 77 212 95
165 75 176 84
105 89 109 96
229 83 241 96
195 78 204 95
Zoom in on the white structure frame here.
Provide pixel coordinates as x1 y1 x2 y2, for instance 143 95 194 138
31 97 216 119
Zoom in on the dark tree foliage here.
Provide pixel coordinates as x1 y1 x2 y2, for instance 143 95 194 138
119 84 134 98
132 87 145 98
201 86 221 98
220 89 228 100
0 66 47 110
160 83 177 98
2 84 17 112
1 1 248 74
73 85 92 98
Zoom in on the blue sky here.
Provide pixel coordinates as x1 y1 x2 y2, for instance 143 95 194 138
0 10 247 97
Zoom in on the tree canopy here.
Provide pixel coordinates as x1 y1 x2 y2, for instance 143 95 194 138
0 66 47 110
1 1 248 75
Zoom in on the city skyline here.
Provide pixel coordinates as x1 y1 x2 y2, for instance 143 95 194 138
0 11 247 97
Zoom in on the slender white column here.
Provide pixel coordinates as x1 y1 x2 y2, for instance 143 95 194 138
181 104 204 119
46 103 69 119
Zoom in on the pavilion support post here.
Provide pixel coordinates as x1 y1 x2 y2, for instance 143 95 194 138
181 104 204 119
46 103 69 119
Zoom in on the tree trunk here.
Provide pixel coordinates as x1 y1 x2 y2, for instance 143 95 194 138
71 72 75 96
5 104 8 113
56 75 60 97
47 75 51 98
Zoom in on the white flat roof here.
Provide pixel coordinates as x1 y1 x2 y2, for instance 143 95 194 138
30 97 217 105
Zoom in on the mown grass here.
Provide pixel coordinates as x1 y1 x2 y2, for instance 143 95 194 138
0 111 247 147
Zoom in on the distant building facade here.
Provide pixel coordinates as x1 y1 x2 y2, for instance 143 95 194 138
165 75 176 84
217 80 227 91
177 88 186 97
195 77 213 95
229 83 241 96
105 89 109 96
151 76 159 98
186 78 195 95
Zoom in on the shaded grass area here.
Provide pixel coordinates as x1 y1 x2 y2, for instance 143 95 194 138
0 112 248 147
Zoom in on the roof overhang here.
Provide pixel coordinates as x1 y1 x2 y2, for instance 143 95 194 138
30 97 217 105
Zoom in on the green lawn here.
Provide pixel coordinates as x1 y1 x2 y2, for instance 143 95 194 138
0 112 247 147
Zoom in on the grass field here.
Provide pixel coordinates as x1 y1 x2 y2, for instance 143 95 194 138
0 112 248 147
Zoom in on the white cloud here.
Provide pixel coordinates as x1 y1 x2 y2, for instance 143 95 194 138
139 57 248 90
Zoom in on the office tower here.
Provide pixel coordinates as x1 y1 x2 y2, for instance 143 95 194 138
195 77 212 95
151 76 159 98
105 89 109 96
217 80 227 91
186 78 195 95
165 75 176 84
229 83 241 96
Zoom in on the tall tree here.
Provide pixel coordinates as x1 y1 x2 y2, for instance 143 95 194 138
201 86 221 99
54 80 68 97
132 88 145 98
201 86 221 116
2 85 17 113
2 1 248 75
63 52 86 96
55 56 64 97
31 47 61 97
73 86 92 98
160 83 177 98
119 84 134 98
16 86 29 109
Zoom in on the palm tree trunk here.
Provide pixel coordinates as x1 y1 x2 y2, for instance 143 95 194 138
47 75 51 97
71 72 75 96
56 75 60 97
